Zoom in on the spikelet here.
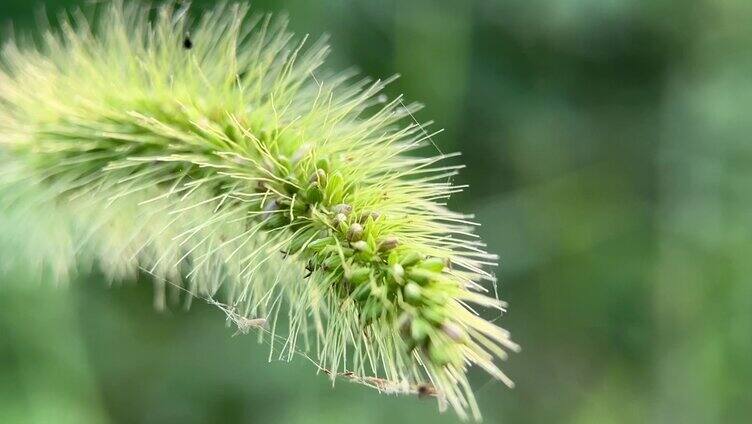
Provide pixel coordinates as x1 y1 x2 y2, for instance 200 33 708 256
0 2 518 419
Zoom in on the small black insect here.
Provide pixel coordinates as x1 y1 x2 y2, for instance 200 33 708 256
417 384 435 398
183 36 193 50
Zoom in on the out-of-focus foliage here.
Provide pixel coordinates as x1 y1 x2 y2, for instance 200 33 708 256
1 0 750 423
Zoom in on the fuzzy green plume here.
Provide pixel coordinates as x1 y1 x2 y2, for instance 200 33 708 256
0 2 517 419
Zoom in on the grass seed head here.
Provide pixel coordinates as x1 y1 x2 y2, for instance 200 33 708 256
0 1 517 420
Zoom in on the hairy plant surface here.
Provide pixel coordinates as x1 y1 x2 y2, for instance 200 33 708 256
0 2 517 419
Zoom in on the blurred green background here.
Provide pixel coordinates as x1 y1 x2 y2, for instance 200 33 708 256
2 0 751 423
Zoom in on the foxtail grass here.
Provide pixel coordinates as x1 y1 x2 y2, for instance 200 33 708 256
0 2 518 419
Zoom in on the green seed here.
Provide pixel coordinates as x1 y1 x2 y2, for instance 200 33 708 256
292 196 308 215
263 213 289 230
283 180 298 195
410 318 431 344
390 263 405 283
310 168 327 185
350 240 368 252
404 281 422 303
421 307 446 325
305 181 323 203
418 257 445 273
287 234 308 254
400 252 422 267
378 235 399 252
315 157 330 173
331 203 352 216
347 222 364 242
429 344 452 366
320 245 354 257
332 212 347 227
347 267 371 285
406 268 433 285
306 236 333 252
322 255 341 269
